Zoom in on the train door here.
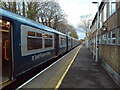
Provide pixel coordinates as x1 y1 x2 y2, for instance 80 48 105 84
54 34 59 56
0 19 12 84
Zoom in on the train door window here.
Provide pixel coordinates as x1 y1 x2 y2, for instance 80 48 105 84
60 36 66 47
68 38 71 45
27 32 42 50
44 34 54 48
0 19 11 83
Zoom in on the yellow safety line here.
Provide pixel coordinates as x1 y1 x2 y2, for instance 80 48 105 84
54 45 82 89
0 79 9 85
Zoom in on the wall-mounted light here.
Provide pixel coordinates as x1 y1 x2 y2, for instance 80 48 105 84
102 25 107 31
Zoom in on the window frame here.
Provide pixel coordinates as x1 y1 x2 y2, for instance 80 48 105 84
108 30 116 45
109 0 116 16
59 35 66 47
118 29 120 45
68 37 71 46
44 33 54 49
101 34 107 44
21 24 54 56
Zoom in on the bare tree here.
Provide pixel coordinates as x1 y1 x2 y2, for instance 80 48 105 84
77 14 92 33
38 0 66 28
27 2 40 20
1 1 17 13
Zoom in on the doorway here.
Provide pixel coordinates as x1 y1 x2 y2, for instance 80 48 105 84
0 19 12 84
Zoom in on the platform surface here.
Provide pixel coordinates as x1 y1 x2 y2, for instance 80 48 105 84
21 46 81 88
60 46 119 88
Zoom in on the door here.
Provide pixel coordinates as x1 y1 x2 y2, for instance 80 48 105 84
0 19 12 84
54 34 59 56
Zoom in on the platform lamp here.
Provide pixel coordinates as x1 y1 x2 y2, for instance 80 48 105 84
92 1 99 62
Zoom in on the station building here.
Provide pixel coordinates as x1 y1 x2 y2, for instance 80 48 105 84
89 0 120 85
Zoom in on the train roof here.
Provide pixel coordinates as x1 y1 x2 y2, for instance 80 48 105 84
0 8 66 36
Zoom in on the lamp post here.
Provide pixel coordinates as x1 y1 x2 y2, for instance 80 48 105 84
92 2 99 62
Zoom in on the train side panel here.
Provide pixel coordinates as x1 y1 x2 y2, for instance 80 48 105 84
13 23 56 78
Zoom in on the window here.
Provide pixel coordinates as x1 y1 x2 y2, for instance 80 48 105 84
98 36 101 44
108 32 111 43
118 31 120 44
44 34 53 48
103 4 107 22
60 36 66 47
110 0 116 15
101 34 107 44
27 38 42 50
68 38 71 45
108 30 116 44
111 31 116 44
99 13 103 28
28 31 35 36
27 32 43 50
36 33 42 37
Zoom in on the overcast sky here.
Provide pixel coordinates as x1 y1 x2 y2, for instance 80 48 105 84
58 0 102 39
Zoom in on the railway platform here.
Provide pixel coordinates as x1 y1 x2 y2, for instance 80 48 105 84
18 45 119 89
60 46 119 88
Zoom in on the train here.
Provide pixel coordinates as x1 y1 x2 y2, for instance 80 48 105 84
0 8 80 84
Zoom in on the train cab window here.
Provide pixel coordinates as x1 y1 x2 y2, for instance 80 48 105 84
0 19 11 83
27 32 42 50
44 34 53 48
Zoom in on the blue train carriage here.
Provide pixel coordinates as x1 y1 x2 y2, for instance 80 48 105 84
0 8 66 82
66 35 73 51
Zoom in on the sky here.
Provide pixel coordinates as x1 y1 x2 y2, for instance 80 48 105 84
58 0 102 39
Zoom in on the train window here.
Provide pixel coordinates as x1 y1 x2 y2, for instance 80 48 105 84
36 33 42 37
27 31 43 50
28 31 35 36
44 34 53 48
68 38 71 45
45 39 53 48
44 34 52 38
60 37 66 46
27 37 42 50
